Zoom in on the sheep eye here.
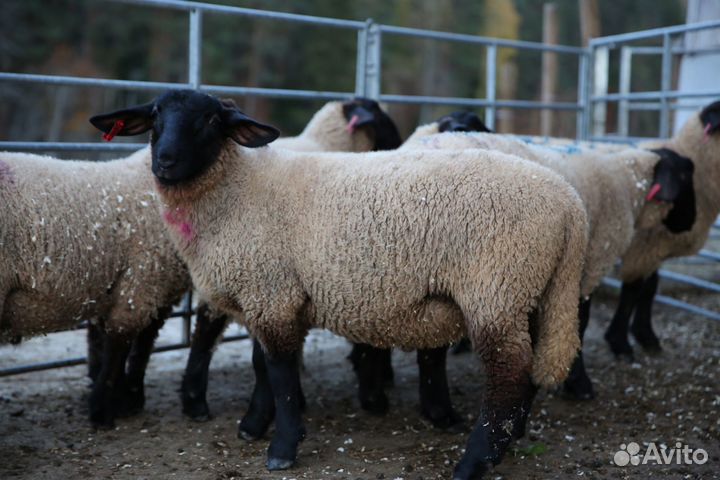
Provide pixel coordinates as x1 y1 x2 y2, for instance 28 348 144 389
208 114 220 126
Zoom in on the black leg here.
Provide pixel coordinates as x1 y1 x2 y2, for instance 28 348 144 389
264 348 306 471
562 297 596 400
348 343 390 415
120 315 164 417
88 333 131 429
181 305 229 421
604 278 644 362
87 322 105 384
453 335 535 480
379 346 395 387
238 339 276 441
630 271 662 353
417 346 462 429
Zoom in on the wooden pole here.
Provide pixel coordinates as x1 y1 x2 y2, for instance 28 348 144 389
579 0 601 47
541 3 558 136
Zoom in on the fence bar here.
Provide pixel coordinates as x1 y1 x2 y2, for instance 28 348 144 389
188 8 203 89
115 0 365 29
602 278 720 322
0 142 147 152
658 269 720 293
485 44 497 130
379 94 581 110
379 24 585 54
590 19 720 46
592 89 720 102
618 47 632 136
659 33 672 138
0 72 186 91
0 332 251 377
697 250 720 261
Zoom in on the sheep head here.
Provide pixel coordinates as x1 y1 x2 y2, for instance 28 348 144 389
89 90 279 186
342 97 402 151
437 111 492 134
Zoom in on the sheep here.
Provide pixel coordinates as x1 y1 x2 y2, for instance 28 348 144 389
0 147 191 428
403 111 491 147
401 131 695 399
604 102 719 360
180 97 404 421
90 89 588 479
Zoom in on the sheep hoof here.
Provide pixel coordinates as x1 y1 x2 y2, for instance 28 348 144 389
604 333 635 362
360 393 389 415
117 388 145 418
238 427 262 442
561 382 596 401
423 407 464 430
182 397 211 422
266 456 294 471
631 328 662 354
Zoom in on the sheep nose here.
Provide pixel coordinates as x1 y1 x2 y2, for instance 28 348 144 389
157 152 176 170
451 125 469 132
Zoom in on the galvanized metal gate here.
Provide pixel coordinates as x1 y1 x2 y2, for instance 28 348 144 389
1 0 719 376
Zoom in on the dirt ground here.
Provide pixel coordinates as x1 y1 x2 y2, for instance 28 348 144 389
1 290 718 480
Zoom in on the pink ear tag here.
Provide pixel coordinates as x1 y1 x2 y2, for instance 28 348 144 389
703 123 712 144
646 183 662 202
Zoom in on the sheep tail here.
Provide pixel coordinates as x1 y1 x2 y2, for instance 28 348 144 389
531 204 588 389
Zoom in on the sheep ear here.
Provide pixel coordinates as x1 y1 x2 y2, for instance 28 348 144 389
89 103 155 137
700 100 720 135
220 106 279 148
649 148 696 233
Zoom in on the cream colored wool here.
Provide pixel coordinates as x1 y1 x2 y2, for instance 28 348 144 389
619 113 719 281
401 132 667 297
0 148 190 340
272 102 374 153
156 145 588 388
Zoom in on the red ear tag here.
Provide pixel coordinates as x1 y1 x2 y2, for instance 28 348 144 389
703 123 712 144
103 120 125 142
345 114 359 133
646 183 662 202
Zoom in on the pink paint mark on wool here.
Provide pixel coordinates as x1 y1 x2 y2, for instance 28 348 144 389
163 207 195 242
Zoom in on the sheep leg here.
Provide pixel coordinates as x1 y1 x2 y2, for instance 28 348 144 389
604 278 644 362
417 346 462 429
263 347 306 471
562 297 596 400
120 314 165 417
88 333 132 428
348 343 390 415
87 321 105 384
453 333 534 480
238 339 276 441
630 271 662 353
182 304 229 421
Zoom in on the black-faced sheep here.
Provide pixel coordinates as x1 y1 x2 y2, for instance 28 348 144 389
179 97 404 421
90 89 588 479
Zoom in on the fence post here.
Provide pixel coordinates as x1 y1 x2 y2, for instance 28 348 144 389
618 46 633 136
576 51 590 140
363 21 382 100
188 8 203 89
591 45 609 138
355 21 369 96
484 44 497 131
659 32 672 138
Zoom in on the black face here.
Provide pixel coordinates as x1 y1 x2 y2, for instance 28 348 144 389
89 90 279 186
700 100 720 135
342 97 403 151
437 111 492 133
648 148 696 233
